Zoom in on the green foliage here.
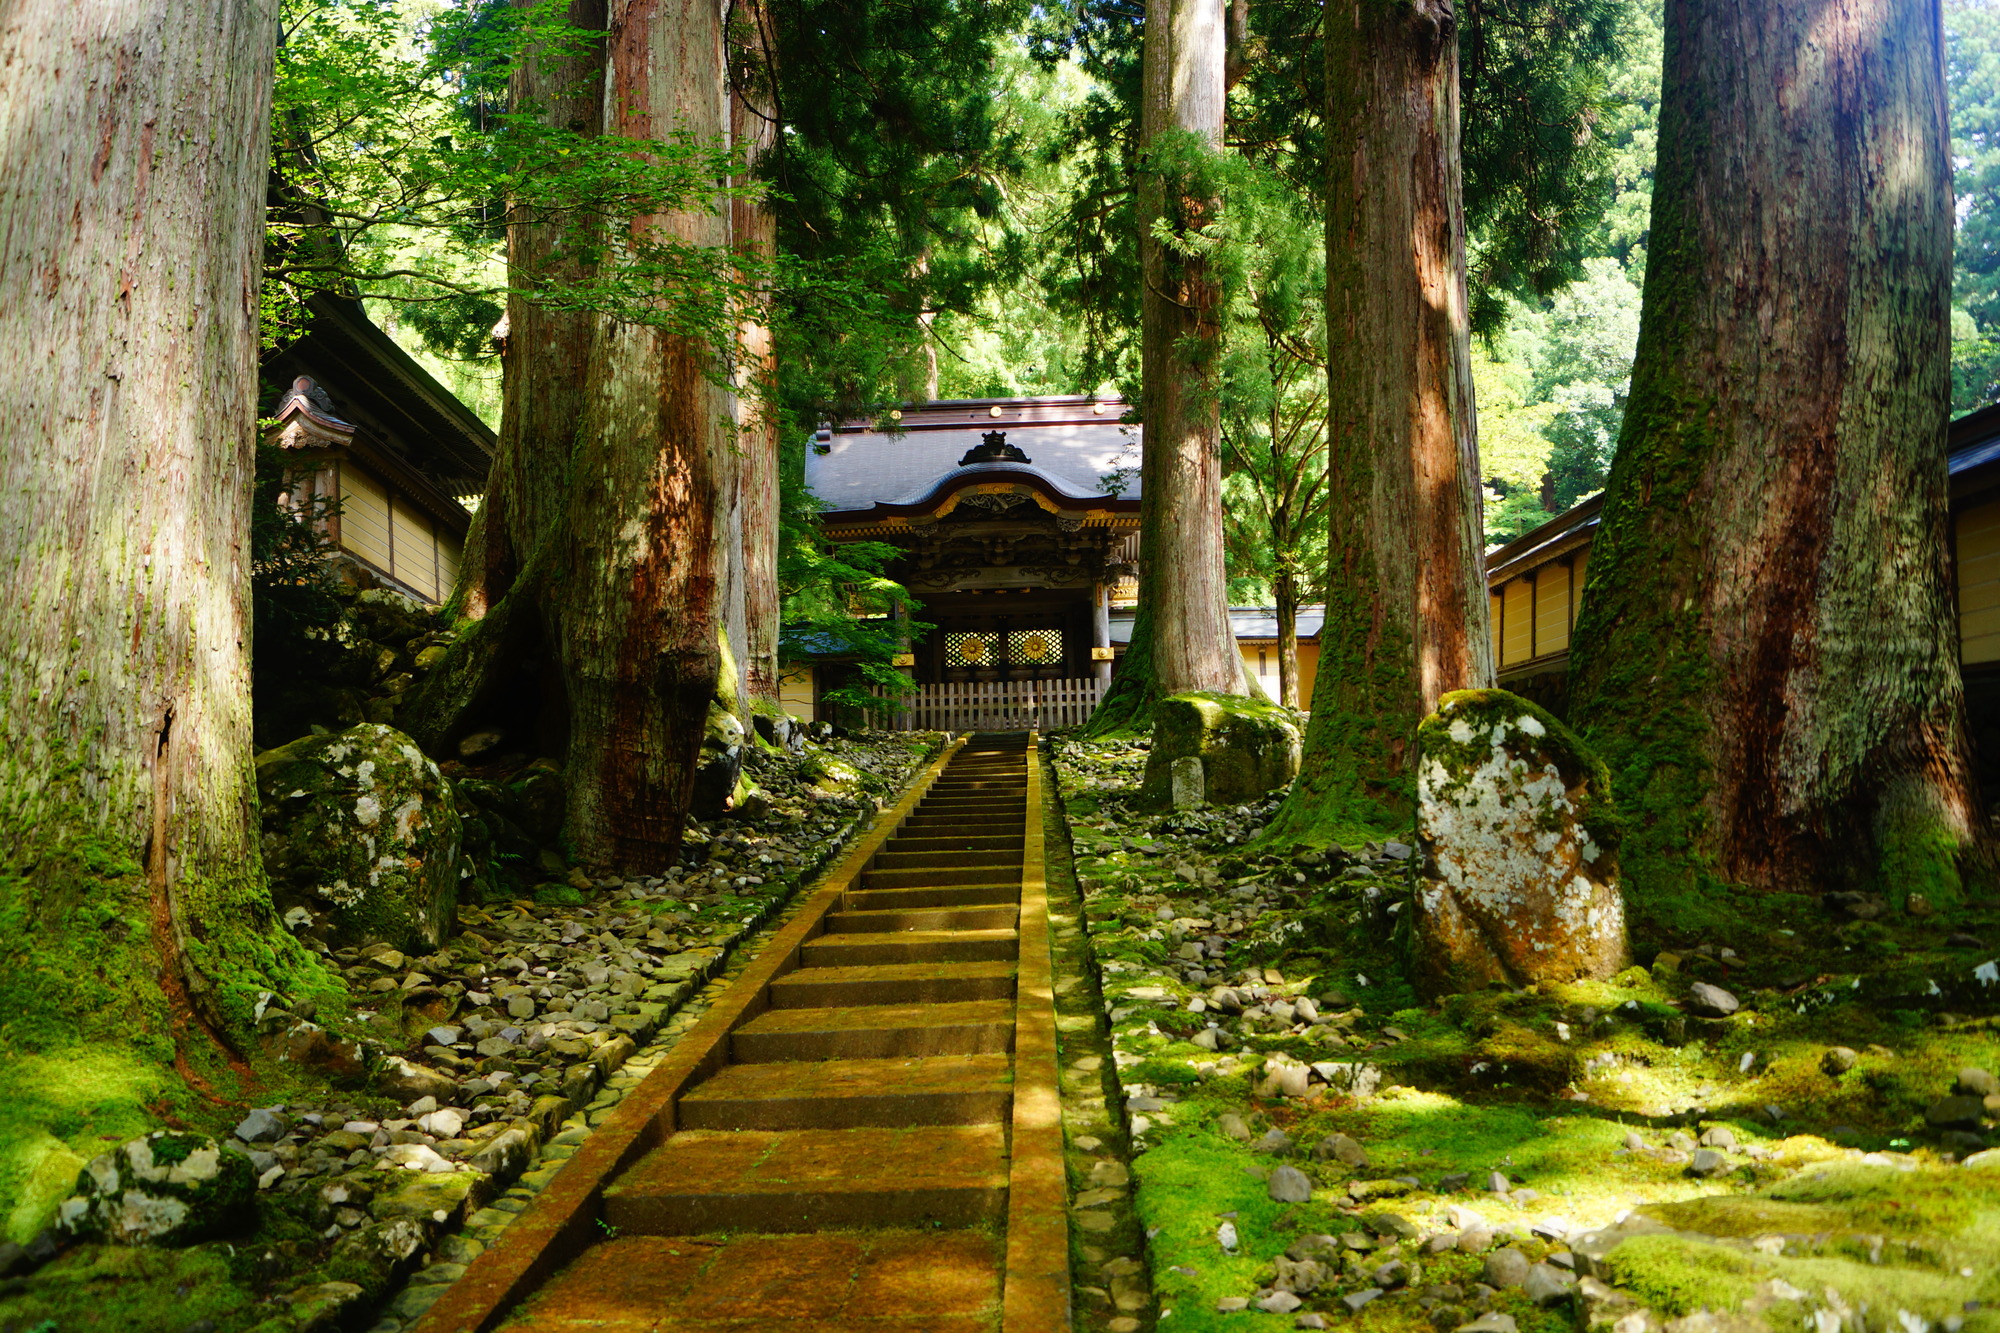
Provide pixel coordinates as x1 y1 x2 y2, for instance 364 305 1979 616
1950 0 2000 410
929 52 1126 400
777 516 931 714
268 0 754 354
1529 257 1644 509
760 0 1035 425
1214 153 1332 631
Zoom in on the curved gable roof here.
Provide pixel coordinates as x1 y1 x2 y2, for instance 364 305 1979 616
806 396 1142 515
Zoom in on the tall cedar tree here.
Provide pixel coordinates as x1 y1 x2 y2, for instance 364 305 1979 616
1263 0 1493 844
1086 0 1251 733
1039 0 1619 740
1138 0 1247 699
407 0 737 870
733 0 784 707
0 0 335 1070
1567 0 1984 916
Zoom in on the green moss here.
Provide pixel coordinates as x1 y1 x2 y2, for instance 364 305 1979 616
1600 1234 1765 1315
0 1243 261 1332
1139 692 1301 808
1258 534 1417 849
534 883 586 907
1083 604 1161 737
1873 777 1968 913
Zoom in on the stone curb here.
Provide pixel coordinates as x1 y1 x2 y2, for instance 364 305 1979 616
1002 733 1073 1333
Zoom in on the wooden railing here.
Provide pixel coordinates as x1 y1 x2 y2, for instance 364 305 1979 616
866 678 1108 732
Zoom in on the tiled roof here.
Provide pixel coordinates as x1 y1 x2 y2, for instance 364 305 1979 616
807 397 1142 514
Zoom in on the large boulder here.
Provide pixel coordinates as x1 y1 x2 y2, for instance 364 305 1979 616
1415 689 1627 993
1140 692 1301 808
55 1133 254 1246
257 723 462 951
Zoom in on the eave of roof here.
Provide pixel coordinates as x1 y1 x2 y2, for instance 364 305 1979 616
839 395 1131 434
820 462 1142 524
263 293 495 491
1483 404 2000 585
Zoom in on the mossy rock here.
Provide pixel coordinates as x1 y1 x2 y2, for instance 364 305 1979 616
1138 692 1302 809
691 699 748 817
56 1133 254 1246
256 723 462 952
1415 689 1628 995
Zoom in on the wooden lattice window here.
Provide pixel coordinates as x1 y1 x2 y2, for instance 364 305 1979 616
1009 629 1060 665
946 631 998 667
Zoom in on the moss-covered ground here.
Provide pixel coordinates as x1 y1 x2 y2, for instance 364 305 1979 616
0 727 939 1333
1048 734 2000 1333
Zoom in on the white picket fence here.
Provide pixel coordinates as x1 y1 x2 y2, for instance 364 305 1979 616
867 677 1108 732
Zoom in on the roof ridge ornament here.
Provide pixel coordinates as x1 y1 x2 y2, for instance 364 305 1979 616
960 430 1031 466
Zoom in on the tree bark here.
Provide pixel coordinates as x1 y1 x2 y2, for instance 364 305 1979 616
462 0 608 623
1276 570 1300 710
558 0 733 870
1566 0 1980 912
406 0 733 872
1264 0 1491 845
732 0 782 710
1092 0 1244 732
0 0 325 1059
404 0 606 769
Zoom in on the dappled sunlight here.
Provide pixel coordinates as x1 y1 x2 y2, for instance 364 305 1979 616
1052 731 2000 1332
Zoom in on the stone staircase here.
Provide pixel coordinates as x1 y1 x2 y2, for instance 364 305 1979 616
496 734 1048 1333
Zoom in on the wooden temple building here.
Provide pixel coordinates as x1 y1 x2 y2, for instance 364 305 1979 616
787 395 1328 730
261 293 495 605
791 396 1140 728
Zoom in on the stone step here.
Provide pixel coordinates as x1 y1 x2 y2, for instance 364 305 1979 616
886 834 1024 855
678 1053 1014 1130
730 998 1015 1062
898 818 1025 837
497 1231 1004 1333
824 905 1020 934
800 928 1018 968
871 847 1020 871
767 960 1017 1009
861 864 1018 891
602 1125 1008 1234
844 883 1018 911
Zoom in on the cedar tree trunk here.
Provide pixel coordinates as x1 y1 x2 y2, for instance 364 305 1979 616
0 0 327 1060
407 0 733 872
558 0 733 869
1265 0 1491 845
1089 0 1243 732
733 0 783 709
462 0 607 622
405 0 606 774
1566 0 1980 913
1276 569 1300 710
